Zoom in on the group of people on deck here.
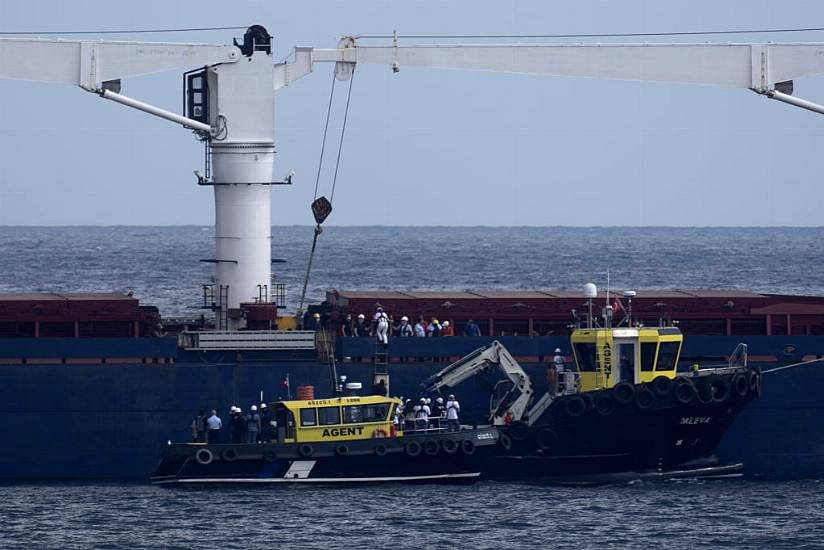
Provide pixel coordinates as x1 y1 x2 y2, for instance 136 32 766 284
339 309 483 341
396 394 461 432
192 405 275 444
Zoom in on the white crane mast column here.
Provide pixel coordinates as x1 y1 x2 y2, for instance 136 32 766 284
207 50 275 328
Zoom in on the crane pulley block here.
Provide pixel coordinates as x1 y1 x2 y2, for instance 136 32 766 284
311 196 333 225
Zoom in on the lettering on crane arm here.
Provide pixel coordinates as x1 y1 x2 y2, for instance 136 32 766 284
680 417 711 425
322 426 365 438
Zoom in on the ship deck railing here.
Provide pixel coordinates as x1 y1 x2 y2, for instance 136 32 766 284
178 330 317 351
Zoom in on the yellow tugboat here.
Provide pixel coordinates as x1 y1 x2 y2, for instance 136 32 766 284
152 392 497 485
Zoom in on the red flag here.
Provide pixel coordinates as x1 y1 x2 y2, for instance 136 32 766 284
278 375 290 389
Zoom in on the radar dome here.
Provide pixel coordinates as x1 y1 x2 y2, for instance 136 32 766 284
583 283 598 299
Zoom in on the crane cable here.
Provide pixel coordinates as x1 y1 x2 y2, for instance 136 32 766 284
297 67 357 321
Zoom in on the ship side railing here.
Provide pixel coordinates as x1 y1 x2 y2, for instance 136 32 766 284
178 330 317 351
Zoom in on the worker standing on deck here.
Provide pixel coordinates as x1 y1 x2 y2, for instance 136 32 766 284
427 319 441 337
206 409 222 444
414 317 426 337
231 407 246 444
430 397 444 429
192 410 207 442
354 314 367 337
259 403 272 443
246 405 261 444
465 319 481 337
341 314 354 337
397 316 413 337
374 307 390 345
446 394 461 431
441 321 454 337
413 398 430 431
553 348 566 393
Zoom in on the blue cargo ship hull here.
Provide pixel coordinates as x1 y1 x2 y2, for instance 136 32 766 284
0 335 822 479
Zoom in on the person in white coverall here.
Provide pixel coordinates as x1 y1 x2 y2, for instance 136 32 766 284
374 307 389 345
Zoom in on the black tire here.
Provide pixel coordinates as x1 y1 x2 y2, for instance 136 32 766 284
508 421 529 441
651 376 674 397
536 428 559 451
406 441 422 457
561 395 587 418
374 444 388 457
674 378 696 405
594 394 615 416
461 439 476 455
298 444 313 458
335 445 349 456
424 440 440 456
696 378 714 404
748 369 759 393
613 382 635 405
195 448 213 466
221 448 238 462
499 432 513 451
580 392 595 413
263 450 277 463
442 439 459 454
732 373 749 398
635 386 656 410
707 375 730 406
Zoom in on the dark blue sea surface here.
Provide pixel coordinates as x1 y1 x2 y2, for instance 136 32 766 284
0 226 822 315
0 479 822 549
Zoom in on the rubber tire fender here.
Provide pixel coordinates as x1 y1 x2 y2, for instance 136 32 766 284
731 373 749 398
673 378 696 405
635 386 656 410
498 432 513 451
651 376 674 398
298 444 314 458
561 395 587 419
508 421 529 441
263 450 277 463
335 444 349 456
612 382 635 405
461 439 476 455
695 378 714 404
221 448 238 462
405 441 422 457
195 448 213 466
536 428 559 451
594 394 615 416
442 438 459 454
423 440 440 456
374 444 388 457
707 375 730 406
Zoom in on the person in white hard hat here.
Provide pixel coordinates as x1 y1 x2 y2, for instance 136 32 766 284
413 398 430 431
396 315 413 337
374 306 390 345
354 313 367 337
245 405 261 444
258 402 272 443
553 348 566 393
231 406 245 444
430 397 444 429
445 394 461 431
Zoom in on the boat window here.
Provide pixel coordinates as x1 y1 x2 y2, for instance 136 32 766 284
299 408 317 427
574 343 598 372
363 403 389 422
343 405 364 424
640 343 657 372
656 342 680 371
318 406 341 426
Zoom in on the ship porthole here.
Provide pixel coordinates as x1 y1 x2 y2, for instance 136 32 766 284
195 448 213 466
298 444 314 458
405 441 422 457
221 448 238 462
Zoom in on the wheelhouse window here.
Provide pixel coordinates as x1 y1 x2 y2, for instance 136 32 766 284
656 342 680 371
343 405 364 424
318 406 341 426
640 343 657 372
299 408 317 427
344 403 390 423
574 343 598 372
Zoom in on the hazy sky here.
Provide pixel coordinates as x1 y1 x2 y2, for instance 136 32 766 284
1 0 824 226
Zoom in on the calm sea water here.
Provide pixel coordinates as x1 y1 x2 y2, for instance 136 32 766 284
0 479 822 549
0 226 822 549
0 226 822 315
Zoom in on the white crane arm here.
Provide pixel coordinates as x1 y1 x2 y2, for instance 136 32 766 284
420 340 535 424
304 41 824 94
0 38 240 90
